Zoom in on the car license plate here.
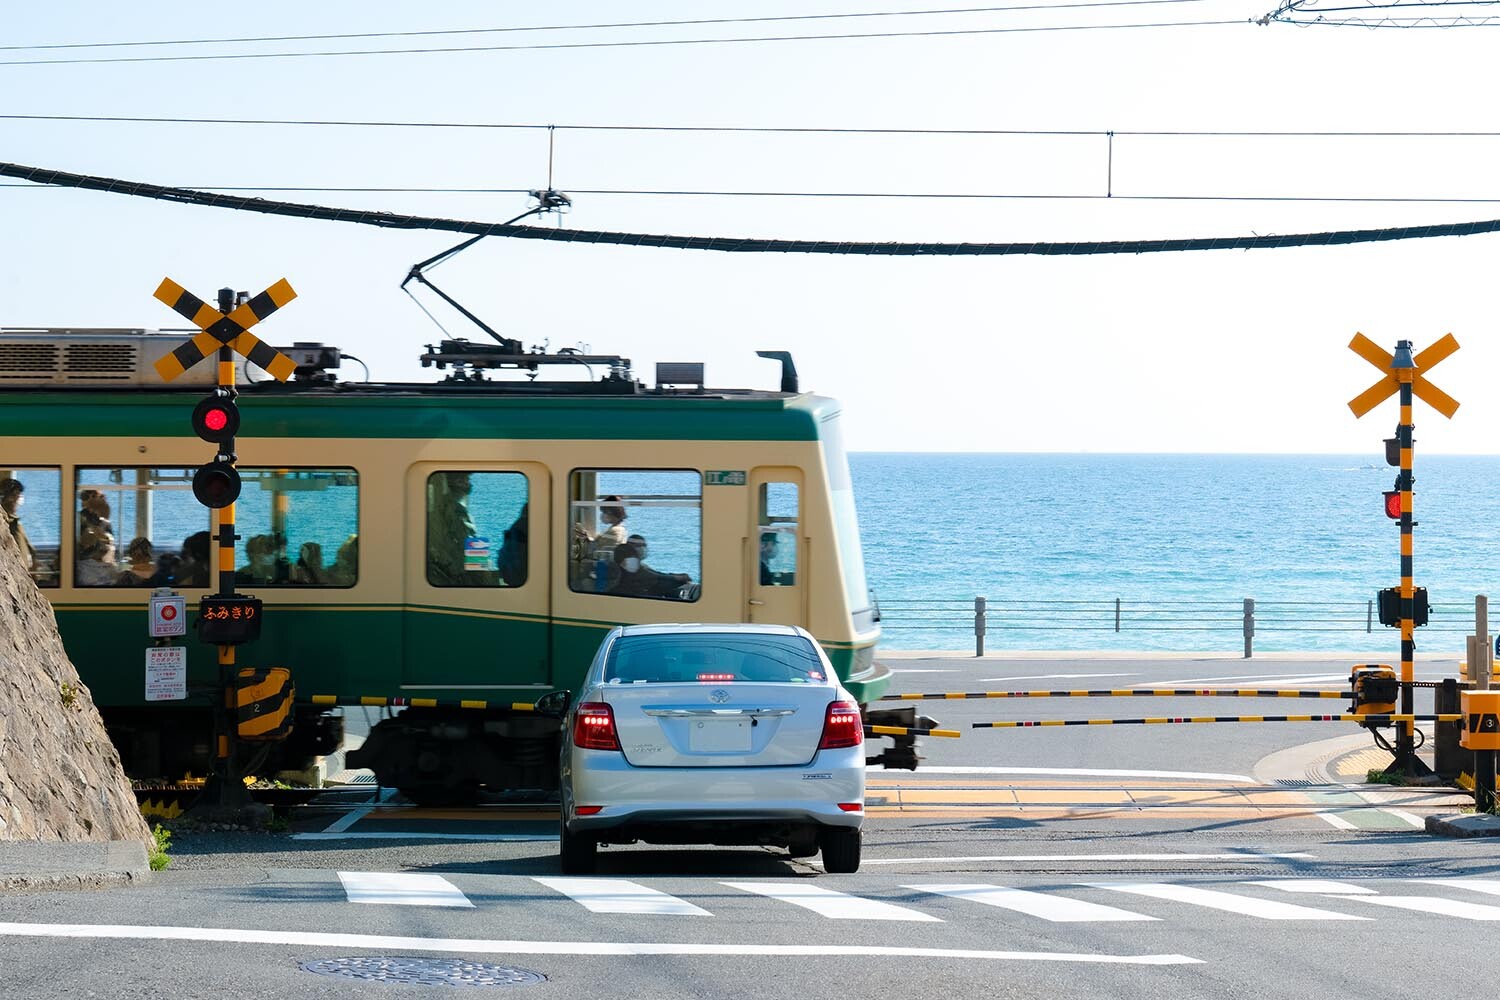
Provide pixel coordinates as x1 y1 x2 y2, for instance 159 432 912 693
690 718 752 752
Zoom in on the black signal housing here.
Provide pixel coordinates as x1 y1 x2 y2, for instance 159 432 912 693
191 393 240 444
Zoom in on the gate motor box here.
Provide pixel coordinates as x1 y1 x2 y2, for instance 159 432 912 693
1349 664 1398 726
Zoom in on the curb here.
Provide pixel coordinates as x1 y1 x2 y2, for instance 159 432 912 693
1424 813 1500 838
0 840 150 893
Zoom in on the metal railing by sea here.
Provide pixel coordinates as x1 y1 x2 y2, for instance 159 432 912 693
875 596 1478 657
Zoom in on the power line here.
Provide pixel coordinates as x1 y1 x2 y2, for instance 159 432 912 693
0 19 1246 67
5 113 1499 138
0 1 1218 51
7 182 1500 204
3 158 1499 256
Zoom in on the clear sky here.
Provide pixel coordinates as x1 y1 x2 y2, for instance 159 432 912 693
4 2 1498 453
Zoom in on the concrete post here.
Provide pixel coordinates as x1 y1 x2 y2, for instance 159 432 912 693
1242 598 1255 659
974 596 986 657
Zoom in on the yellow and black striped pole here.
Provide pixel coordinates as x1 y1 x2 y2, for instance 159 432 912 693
1391 341 1419 774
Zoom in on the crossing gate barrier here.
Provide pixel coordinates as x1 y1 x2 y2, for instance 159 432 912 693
972 714 1464 730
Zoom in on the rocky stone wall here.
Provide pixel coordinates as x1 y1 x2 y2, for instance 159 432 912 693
0 522 152 847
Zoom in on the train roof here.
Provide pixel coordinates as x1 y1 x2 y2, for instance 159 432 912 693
0 329 843 442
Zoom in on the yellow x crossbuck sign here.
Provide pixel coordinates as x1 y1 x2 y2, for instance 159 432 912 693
152 278 298 383
1347 332 1461 419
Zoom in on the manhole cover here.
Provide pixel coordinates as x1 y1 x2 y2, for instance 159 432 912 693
300 956 546 987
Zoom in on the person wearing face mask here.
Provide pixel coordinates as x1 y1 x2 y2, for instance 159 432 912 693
236 534 279 585
610 537 691 599
0 479 37 575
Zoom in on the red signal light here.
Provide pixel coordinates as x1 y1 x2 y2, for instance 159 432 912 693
191 394 239 443
1384 490 1402 519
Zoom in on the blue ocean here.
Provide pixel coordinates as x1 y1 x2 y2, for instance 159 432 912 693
851 453 1500 654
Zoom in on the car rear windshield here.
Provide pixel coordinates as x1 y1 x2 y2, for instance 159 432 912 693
604 633 827 684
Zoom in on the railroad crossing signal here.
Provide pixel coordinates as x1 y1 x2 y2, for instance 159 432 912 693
1346 332 1460 419
152 277 299 382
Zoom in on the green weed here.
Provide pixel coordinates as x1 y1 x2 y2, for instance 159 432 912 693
149 824 172 872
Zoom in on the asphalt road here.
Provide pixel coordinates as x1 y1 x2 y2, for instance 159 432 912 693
5 653 1493 1000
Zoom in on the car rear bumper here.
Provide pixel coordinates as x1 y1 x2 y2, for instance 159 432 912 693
564 746 865 834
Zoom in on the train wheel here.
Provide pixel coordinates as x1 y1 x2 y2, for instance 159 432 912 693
398 780 480 808
818 828 861 874
559 817 597 874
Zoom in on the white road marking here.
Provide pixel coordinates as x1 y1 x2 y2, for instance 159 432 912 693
975 673 1138 682
294 832 554 842
892 669 959 674
1382 809 1427 829
912 884 1156 922
0 922 1201 964
865 852 1315 866
1251 880 1376 895
722 882 940 921
533 877 710 916
1316 813 1358 831
866 766 1257 783
1412 878 1500 898
337 872 473 908
1349 897 1500 920
1089 883 1368 920
318 787 398 834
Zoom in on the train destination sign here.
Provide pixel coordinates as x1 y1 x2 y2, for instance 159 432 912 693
152 277 300 383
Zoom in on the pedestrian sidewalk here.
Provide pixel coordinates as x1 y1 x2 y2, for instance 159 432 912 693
0 840 149 892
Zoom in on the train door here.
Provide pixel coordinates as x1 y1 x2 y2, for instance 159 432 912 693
747 468 805 627
403 463 551 690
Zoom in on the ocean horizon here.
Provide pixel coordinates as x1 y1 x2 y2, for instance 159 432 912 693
850 452 1500 654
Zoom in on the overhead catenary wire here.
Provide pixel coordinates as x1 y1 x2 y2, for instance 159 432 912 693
8 158 1500 256
0 1 1223 52
11 113 1500 138
0 19 1246 67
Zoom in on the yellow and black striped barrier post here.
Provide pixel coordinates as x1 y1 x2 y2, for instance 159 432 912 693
307 695 540 712
1348 332 1460 777
881 688 1352 701
974 714 1464 729
866 724 962 739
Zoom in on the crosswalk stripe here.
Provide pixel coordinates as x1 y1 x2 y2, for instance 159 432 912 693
337 872 473 908
1411 878 1500 898
1349 896 1500 920
1088 883 1368 920
722 882 940 922
1250 880 1377 895
911 884 1156 922
532 877 710 916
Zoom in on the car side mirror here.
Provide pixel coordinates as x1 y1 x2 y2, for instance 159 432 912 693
534 689 571 718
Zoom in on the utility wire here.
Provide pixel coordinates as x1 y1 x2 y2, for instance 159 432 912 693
6 183 1500 204
0 1 1219 51
0 19 1246 67
6 113 1499 138
4 158 1500 256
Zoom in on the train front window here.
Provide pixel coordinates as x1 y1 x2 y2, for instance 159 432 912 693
231 468 360 587
2 468 60 588
74 468 210 588
569 470 701 602
758 481 798 587
426 471 529 588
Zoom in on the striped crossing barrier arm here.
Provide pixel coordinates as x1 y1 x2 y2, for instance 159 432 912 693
306 695 537 712
973 713 1465 729
865 724 962 739
882 689 1353 701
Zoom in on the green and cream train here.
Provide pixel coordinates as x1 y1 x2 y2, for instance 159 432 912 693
0 330 913 802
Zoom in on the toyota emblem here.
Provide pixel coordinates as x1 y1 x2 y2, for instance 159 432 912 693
709 689 730 704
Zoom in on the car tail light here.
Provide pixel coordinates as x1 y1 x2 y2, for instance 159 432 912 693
818 700 864 749
575 805 604 816
838 802 864 812
573 702 621 751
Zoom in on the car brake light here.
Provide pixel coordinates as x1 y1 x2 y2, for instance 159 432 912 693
697 672 735 681
573 702 621 751
818 700 864 749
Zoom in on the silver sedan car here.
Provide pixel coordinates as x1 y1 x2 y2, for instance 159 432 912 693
558 623 866 874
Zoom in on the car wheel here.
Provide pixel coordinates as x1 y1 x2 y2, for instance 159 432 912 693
559 816 598 875
819 827 861 873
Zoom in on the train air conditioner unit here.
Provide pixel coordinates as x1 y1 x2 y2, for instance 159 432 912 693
0 328 263 387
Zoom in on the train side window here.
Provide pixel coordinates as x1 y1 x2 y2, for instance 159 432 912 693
758 482 798 587
426 471 529 588
74 468 211 588
569 470 701 602
2 468 61 588
229 468 361 587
